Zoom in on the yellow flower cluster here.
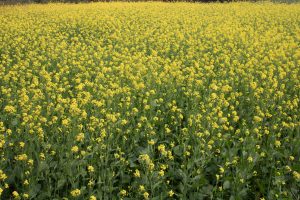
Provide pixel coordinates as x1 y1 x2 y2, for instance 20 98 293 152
0 2 299 199
70 189 81 197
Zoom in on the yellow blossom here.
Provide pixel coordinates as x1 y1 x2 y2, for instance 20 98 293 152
76 133 85 142
71 146 79 153
275 140 281 148
15 154 28 161
70 189 81 197
139 185 145 192
143 192 149 199
119 189 127 197
89 195 97 200
88 165 94 173
148 139 155 145
168 190 175 197
134 169 140 178
12 191 19 198
219 167 225 174
0 170 7 181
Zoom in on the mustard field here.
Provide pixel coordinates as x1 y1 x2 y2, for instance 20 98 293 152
0 2 300 200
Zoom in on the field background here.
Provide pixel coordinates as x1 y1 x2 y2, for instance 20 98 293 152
0 2 300 200
0 0 299 5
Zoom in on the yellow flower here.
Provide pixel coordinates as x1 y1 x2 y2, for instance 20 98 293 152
168 190 175 197
19 142 25 148
139 154 151 164
23 193 29 199
71 146 79 153
88 165 95 173
219 167 225 174
121 119 128 125
158 170 164 176
285 165 292 172
76 133 85 142
23 179 29 186
247 156 253 163
62 119 70 126
143 192 149 199
0 188 3 196
250 82 257 89
132 108 139 114
233 116 239 122
70 189 81 197
40 153 45 160
4 105 16 113
12 191 19 198
0 170 7 181
119 189 127 197
157 144 167 156
148 139 155 145
275 140 281 148
293 171 300 181
184 151 190 157
253 116 262 123
28 159 34 166
139 185 145 192
88 179 95 187
15 154 28 161
89 195 97 200
165 127 171 134
134 169 140 177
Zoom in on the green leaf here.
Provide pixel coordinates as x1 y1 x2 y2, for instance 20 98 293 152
38 161 49 173
29 184 41 198
173 145 182 156
223 180 230 190
57 179 66 189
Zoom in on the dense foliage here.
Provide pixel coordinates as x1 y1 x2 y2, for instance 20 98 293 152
1 0 299 4
0 2 300 200
0 0 219 4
